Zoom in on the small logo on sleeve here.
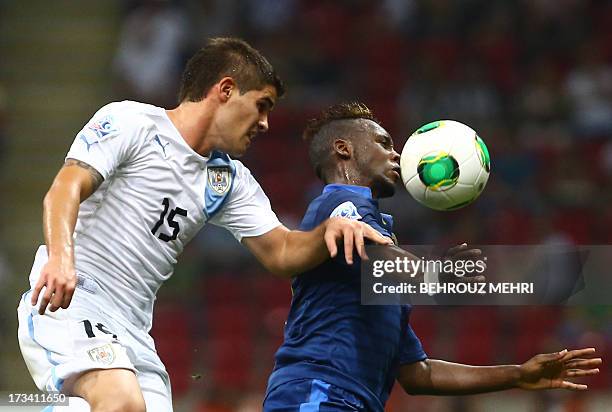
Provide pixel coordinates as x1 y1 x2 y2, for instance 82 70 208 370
79 115 119 151
330 201 362 220
88 115 117 139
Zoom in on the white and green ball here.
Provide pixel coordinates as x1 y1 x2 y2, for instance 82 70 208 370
400 120 490 211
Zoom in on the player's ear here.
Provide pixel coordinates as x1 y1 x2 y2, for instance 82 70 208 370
333 139 352 159
218 77 236 102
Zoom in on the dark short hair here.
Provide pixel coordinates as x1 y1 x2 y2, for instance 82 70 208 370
178 37 285 102
303 102 381 180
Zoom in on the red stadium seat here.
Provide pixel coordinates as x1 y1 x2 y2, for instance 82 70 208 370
453 307 497 365
409 307 437 349
151 304 194 396
205 304 253 339
207 337 254 389
514 307 561 361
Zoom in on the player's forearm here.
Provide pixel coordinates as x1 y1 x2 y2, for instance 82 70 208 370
42 180 81 263
275 222 401 277
245 217 390 277
273 224 329 277
42 161 103 263
400 359 521 396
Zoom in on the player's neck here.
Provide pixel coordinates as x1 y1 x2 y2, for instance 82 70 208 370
166 101 217 157
326 166 369 189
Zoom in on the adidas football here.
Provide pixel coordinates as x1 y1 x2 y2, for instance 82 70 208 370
400 120 490 211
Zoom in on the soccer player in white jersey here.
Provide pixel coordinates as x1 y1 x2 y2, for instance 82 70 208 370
17 38 391 412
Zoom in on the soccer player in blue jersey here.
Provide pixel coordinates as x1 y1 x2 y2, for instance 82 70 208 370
263 103 601 412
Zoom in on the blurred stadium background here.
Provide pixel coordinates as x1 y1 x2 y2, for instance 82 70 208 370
0 0 610 411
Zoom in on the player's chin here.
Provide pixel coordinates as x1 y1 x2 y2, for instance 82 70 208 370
227 143 249 157
376 179 396 198
240 137 254 153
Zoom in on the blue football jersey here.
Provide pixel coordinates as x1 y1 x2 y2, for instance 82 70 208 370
266 184 427 411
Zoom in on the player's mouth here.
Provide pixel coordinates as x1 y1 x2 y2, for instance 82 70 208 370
389 165 401 180
244 131 257 146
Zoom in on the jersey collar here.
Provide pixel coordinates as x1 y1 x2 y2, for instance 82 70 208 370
209 150 231 163
322 184 372 199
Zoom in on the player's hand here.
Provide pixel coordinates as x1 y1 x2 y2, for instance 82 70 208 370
440 243 486 283
324 217 393 265
517 348 601 391
31 258 77 315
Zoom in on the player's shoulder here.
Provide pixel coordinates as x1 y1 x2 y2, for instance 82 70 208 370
88 101 174 147
229 157 248 173
229 158 263 183
315 189 374 215
94 100 150 116
90 100 164 130
300 189 372 229
216 157 263 196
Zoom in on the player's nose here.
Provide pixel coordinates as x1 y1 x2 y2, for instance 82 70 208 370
390 149 400 162
258 115 269 133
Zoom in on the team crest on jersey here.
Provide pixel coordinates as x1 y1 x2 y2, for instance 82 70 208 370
87 344 115 365
87 115 117 139
330 201 362 220
207 166 232 195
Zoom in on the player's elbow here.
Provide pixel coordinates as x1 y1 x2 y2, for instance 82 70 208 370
42 191 51 209
260 232 298 278
402 386 418 395
44 174 81 207
261 249 301 278
42 189 62 214
264 260 295 278
398 376 422 395
42 189 61 212
398 360 434 396
400 383 429 396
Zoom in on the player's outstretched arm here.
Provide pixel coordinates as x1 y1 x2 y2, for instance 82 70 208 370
515 348 601 390
398 348 601 396
242 217 393 277
31 159 103 314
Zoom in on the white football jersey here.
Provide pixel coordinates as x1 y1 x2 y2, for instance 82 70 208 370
48 101 280 330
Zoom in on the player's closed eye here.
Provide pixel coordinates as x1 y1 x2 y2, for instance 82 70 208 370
378 139 392 149
257 101 269 114
258 98 275 114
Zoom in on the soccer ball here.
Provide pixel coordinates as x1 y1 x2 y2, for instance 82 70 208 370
400 120 490 211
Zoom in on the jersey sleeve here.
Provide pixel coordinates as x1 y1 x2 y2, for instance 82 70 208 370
209 161 281 241
65 103 140 179
399 308 428 365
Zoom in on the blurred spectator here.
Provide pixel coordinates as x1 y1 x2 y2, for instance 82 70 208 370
243 0 297 34
0 248 7 289
602 139 612 178
441 62 502 126
380 0 418 31
181 0 243 40
565 45 612 138
113 0 189 106
0 84 7 167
